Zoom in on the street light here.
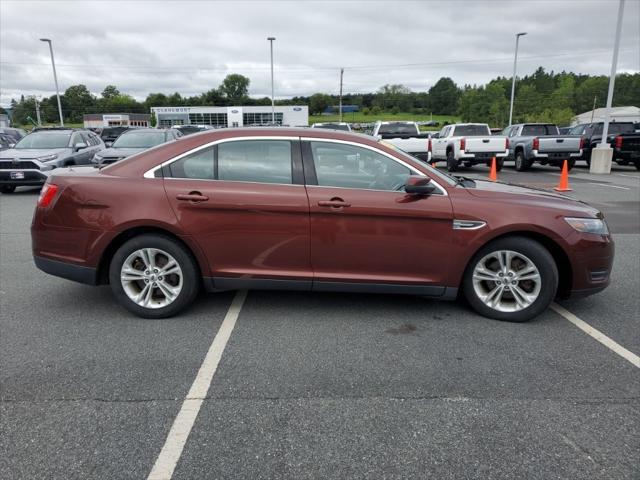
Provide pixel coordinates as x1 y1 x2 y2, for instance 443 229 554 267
508 32 527 126
267 37 276 125
40 38 64 126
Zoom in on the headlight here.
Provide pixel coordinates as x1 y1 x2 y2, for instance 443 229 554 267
564 217 609 235
36 154 58 162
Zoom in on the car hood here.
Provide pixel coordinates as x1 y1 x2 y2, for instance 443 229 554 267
465 179 601 217
96 147 146 158
0 148 70 160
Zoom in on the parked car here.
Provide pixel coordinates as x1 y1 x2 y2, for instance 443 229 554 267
0 133 15 151
431 123 508 171
370 121 430 161
32 127 613 322
99 126 131 147
0 127 27 142
92 128 182 165
558 127 572 135
172 125 214 136
502 123 583 171
0 128 104 193
311 122 352 132
569 122 640 169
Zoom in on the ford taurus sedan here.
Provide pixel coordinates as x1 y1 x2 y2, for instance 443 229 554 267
31 128 614 321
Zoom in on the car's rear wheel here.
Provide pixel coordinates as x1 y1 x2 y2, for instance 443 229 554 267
495 158 504 172
635 161 640 171
514 151 529 171
462 237 558 322
446 150 458 172
559 159 575 171
109 234 200 318
0 185 16 194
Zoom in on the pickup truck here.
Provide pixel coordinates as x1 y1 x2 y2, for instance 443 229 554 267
371 121 431 161
430 123 508 172
569 122 640 170
502 123 583 171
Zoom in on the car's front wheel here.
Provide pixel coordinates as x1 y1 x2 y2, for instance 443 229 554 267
462 237 558 322
109 234 200 318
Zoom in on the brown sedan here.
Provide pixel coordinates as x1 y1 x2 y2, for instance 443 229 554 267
31 128 614 321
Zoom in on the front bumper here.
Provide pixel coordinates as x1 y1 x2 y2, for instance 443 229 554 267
565 232 615 298
0 170 49 186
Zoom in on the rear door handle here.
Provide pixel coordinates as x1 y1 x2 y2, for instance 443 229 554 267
318 198 351 208
176 192 209 203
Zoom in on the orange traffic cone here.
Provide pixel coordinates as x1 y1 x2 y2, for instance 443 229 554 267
555 159 572 192
488 157 498 182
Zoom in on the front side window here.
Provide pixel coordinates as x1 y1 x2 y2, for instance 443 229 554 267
310 141 411 191
218 140 292 184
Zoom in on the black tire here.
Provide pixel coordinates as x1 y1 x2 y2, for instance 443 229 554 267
514 151 529 172
108 234 200 318
462 236 558 322
635 161 640 171
446 150 458 172
566 159 575 171
0 185 16 194
495 158 504 172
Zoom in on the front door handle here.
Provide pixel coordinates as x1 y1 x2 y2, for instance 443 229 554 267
176 192 209 203
318 198 351 208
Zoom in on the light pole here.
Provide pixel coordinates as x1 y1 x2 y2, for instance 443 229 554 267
267 37 276 125
508 32 527 126
591 0 626 174
40 38 64 126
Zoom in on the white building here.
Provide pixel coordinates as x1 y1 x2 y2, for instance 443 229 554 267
83 113 150 128
150 105 308 128
572 106 640 125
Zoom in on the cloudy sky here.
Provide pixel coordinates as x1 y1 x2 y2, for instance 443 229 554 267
1 0 639 107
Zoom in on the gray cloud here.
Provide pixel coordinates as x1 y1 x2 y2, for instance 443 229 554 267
1 0 638 106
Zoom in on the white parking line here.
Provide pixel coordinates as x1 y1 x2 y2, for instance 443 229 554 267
551 303 640 369
587 182 631 190
147 290 248 480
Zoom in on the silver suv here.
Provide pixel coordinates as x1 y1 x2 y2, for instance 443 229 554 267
0 128 104 193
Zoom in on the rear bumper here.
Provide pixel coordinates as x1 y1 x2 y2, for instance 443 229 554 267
33 255 99 285
531 150 582 160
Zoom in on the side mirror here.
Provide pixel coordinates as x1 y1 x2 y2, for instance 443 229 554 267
404 175 436 195
9 143 15 148
74 142 88 152
105 141 113 148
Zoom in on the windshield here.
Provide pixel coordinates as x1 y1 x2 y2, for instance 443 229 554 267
522 125 559 136
378 123 418 135
113 131 166 148
14 132 71 149
453 125 490 136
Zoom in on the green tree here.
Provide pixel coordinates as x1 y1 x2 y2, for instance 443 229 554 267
149 112 157 127
574 76 608 113
63 84 96 123
101 85 120 99
308 93 331 115
428 78 460 115
220 74 250 104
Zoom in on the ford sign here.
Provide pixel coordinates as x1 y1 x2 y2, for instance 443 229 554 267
293 107 302 111
231 109 239 113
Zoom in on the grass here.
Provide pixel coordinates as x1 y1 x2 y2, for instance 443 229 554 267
310 112 460 130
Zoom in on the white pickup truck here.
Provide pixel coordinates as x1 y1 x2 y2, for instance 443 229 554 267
431 123 508 172
371 121 431 162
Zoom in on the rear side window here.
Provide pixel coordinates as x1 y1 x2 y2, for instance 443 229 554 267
218 140 292 184
168 147 214 180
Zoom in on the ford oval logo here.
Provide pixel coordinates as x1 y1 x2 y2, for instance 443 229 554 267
231 109 239 113
293 107 302 111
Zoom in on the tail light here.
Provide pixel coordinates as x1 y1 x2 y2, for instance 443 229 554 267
428 138 432 152
505 138 510 149
579 137 585 150
460 138 466 152
614 135 623 149
37 183 59 208
532 137 539 150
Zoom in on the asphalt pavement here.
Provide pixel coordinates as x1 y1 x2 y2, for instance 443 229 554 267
1 162 638 479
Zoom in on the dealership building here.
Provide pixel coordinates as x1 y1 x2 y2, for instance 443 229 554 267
150 105 308 128
83 113 150 128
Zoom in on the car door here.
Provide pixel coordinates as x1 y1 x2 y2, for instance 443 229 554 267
433 126 448 158
302 139 454 293
162 137 312 289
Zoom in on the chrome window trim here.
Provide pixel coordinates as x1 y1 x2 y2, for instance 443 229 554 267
143 135 300 179
302 136 448 196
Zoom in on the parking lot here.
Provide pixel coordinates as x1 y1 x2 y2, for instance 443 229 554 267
1 163 638 479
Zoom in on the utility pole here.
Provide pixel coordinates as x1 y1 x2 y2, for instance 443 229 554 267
339 68 344 123
35 98 42 126
591 0 625 174
267 37 276 124
508 32 527 126
40 38 64 126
